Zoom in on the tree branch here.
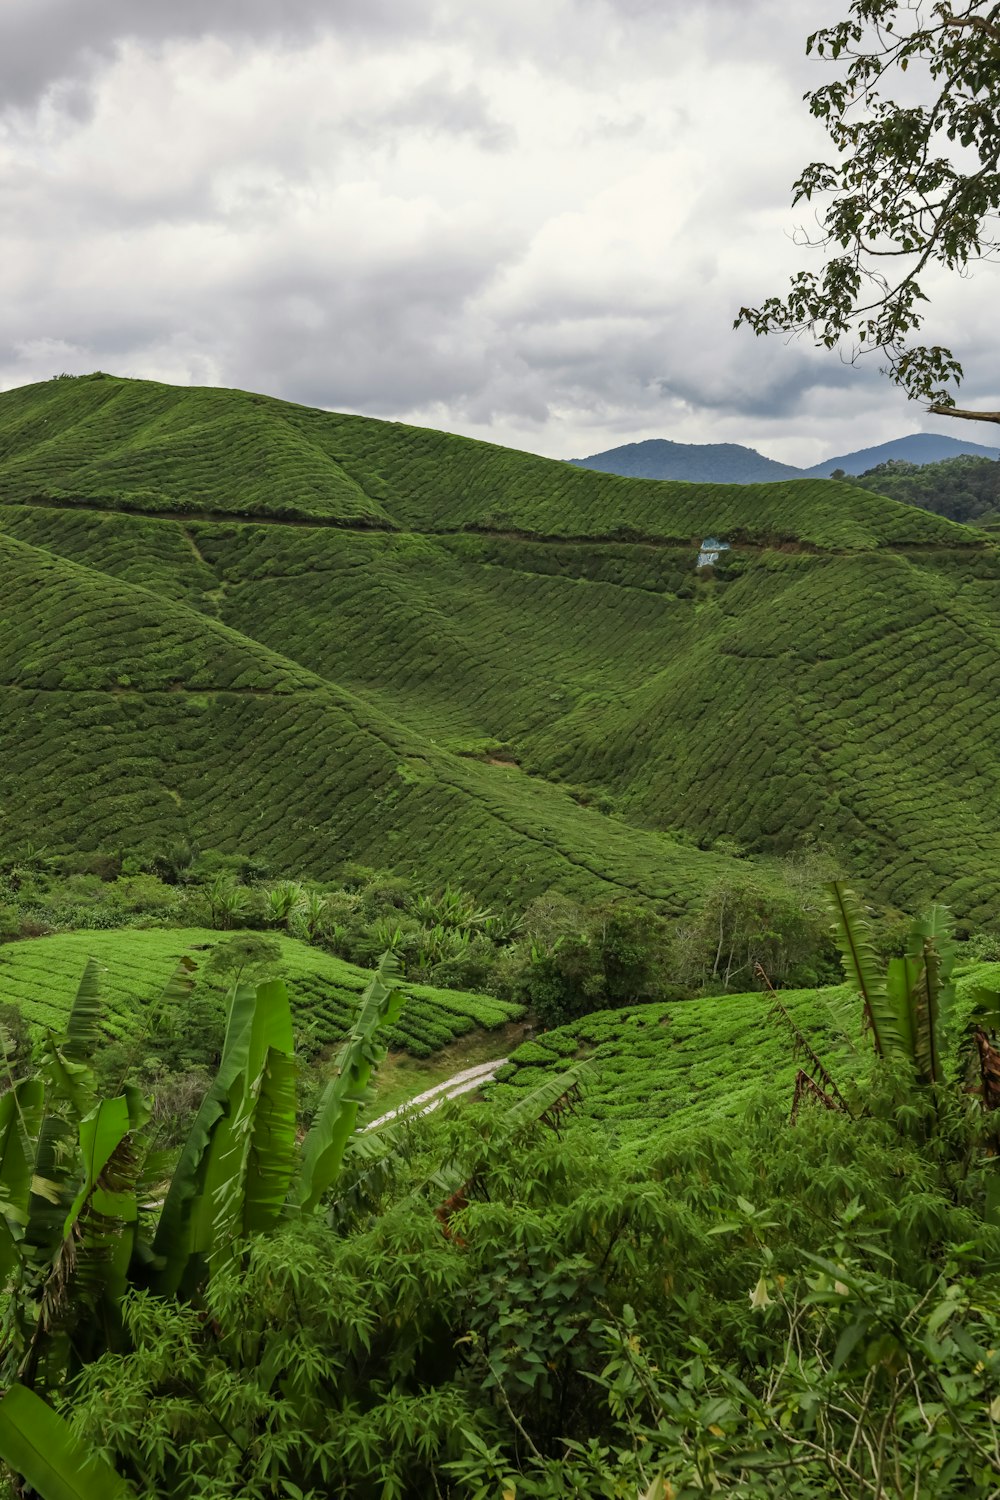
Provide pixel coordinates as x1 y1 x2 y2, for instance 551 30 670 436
939 12 1000 46
928 402 1000 425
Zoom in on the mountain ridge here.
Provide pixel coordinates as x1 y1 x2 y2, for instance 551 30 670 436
572 430 1000 484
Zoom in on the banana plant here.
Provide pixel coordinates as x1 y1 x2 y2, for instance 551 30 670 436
828 881 997 1089
0 945 583 1500
0 956 196 1392
0 950 406 1381
0 949 408 1496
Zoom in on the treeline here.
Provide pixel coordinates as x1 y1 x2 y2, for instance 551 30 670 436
0 843 863 1027
839 453 1000 524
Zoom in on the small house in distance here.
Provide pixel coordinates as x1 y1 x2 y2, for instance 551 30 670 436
696 536 730 568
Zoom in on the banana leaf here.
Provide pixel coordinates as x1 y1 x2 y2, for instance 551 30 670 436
908 905 956 1085
827 881 906 1063
293 952 405 1215
0 1383 135 1500
149 977 260 1295
0 1081 36 1289
63 1096 131 1239
61 958 103 1067
205 982 296 1266
886 955 919 1062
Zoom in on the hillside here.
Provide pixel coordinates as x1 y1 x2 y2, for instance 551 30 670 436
491 959 1000 1139
0 926 521 1058
572 430 1000 483
1 373 999 921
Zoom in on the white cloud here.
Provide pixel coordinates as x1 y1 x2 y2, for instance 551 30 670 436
0 0 997 467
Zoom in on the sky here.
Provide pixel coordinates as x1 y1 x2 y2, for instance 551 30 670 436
1 0 997 468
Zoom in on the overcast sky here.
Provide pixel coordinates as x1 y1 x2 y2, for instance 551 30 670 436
1 0 997 467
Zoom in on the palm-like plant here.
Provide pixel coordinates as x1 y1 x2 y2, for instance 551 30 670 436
829 882 961 1085
0 951 405 1391
0 948 582 1500
261 879 306 928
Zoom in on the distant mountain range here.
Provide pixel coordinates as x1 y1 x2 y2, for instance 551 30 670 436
570 432 1000 485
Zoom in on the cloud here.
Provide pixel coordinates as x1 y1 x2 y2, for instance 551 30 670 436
1 0 997 471
0 0 427 110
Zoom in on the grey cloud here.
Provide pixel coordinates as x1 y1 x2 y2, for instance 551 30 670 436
371 77 514 152
0 0 432 109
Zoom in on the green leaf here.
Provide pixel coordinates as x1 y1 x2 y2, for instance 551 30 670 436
293 952 405 1214
831 1316 871 1371
62 958 103 1067
208 982 297 1264
0 1384 136 1500
149 977 261 1295
63 1096 131 1238
828 881 905 1062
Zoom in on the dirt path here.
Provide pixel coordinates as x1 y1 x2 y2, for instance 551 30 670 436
364 1056 508 1131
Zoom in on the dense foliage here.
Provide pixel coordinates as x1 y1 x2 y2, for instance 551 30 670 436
4 908 1000 1497
847 453 1000 524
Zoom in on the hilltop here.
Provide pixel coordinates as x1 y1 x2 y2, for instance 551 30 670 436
573 429 999 483
569 437 800 484
1 372 999 920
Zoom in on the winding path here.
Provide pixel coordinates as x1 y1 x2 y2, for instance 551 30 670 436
364 1057 508 1132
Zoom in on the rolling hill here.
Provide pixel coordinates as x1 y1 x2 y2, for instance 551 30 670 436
2 372 1000 921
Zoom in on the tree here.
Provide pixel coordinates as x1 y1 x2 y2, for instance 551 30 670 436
737 2 1000 426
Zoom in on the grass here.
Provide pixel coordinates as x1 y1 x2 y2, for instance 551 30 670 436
0 927 523 1057
0 372 998 919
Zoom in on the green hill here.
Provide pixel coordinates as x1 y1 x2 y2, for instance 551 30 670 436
0 372 998 919
0 926 521 1057
491 959 1000 1139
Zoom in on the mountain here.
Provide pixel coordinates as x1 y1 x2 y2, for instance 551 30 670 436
572 431 999 484
1 372 999 923
569 438 800 484
803 431 1000 477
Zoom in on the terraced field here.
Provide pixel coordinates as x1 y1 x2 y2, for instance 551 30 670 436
490 961 1000 1139
1 371 999 918
0 927 522 1056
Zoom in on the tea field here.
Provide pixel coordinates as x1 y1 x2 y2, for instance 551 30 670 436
490 960 1000 1138
2 372 1000 919
0 927 523 1057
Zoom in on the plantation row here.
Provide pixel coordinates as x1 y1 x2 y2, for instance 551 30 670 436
0 504 219 612
3 374 1000 920
0 927 523 1055
0 374 975 548
0 376 393 525
492 957 1000 1134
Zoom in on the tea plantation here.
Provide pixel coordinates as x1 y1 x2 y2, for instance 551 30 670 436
2 372 999 918
490 960 1000 1138
0 926 522 1056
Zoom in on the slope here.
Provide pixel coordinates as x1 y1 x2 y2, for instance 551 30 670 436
490 960 1000 1141
0 373 998 922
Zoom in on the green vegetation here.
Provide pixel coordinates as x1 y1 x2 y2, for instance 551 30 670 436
8 373 1000 1493
3 891 1000 1497
0 926 521 1058
0 374 999 924
847 454 1000 526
